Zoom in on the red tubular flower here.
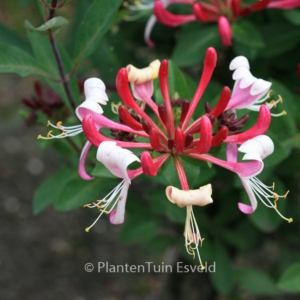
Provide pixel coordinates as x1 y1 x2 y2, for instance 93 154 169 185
75 50 284 268
225 105 271 144
140 0 300 47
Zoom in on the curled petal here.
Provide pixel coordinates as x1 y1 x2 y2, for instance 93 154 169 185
96 141 140 182
238 178 258 214
250 79 272 96
166 184 213 207
84 78 108 104
78 141 94 180
141 152 170 176
239 135 274 161
76 100 103 121
154 0 196 26
229 56 250 70
127 60 160 84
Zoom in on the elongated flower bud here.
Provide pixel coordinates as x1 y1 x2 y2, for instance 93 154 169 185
166 184 213 208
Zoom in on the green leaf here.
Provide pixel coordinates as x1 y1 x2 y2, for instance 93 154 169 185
277 262 300 292
74 0 123 67
209 241 235 295
232 20 265 48
0 43 51 77
283 9 300 26
259 23 300 58
33 168 78 215
237 268 277 296
0 23 31 53
54 177 117 211
172 25 220 67
24 17 69 34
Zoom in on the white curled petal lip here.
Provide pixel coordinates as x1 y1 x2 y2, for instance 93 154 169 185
76 100 104 121
96 141 117 164
97 142 140 181
84 78 106 95
238 135 274 161
232 66 252 80
250 79 272 96
229 56 250 70
240 75 257 88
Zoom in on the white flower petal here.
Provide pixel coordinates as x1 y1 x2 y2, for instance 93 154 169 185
76 100 103 121
229 56 250 70
96 142 140 181
232 66 252 80
84 78 108 104
239 135 274 161
250 79 272 96
240 75 257 88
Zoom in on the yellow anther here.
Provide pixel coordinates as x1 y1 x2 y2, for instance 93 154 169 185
99 209 110 214
273 192 279 209
287 218 293 223
272 182 275 190
200 238 205 247
59 130 66 136
83 203 91 207
278 94 283 103
270 100 277 108
97 199 106 203
56 121 62 128
200 265 206 271
111 101 122 114
37 135 42 140
47 120 51 126
284 190 290 198
47 130 53 138
85 227 90 232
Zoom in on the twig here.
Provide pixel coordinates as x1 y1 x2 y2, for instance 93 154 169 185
47 0 77 110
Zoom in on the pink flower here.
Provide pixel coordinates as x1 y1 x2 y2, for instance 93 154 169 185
138 0 300 46
79 48 286 267
84 141 141 231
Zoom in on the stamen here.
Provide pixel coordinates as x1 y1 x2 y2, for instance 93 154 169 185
38 120 83 139
111 102 122 114
248 177 292 223
85 180 128 232
184 206 206 270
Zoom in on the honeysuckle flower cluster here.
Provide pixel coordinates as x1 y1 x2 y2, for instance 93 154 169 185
40 48 292 268
126 0 300 46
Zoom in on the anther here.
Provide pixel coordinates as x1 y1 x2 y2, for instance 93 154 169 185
47 130 53 138
278 94 283 103
47 120 50 126
56 121 62 128
284 190 290 198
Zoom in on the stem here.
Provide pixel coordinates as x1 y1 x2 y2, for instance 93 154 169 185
47 0 77 111
174 156 189 190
